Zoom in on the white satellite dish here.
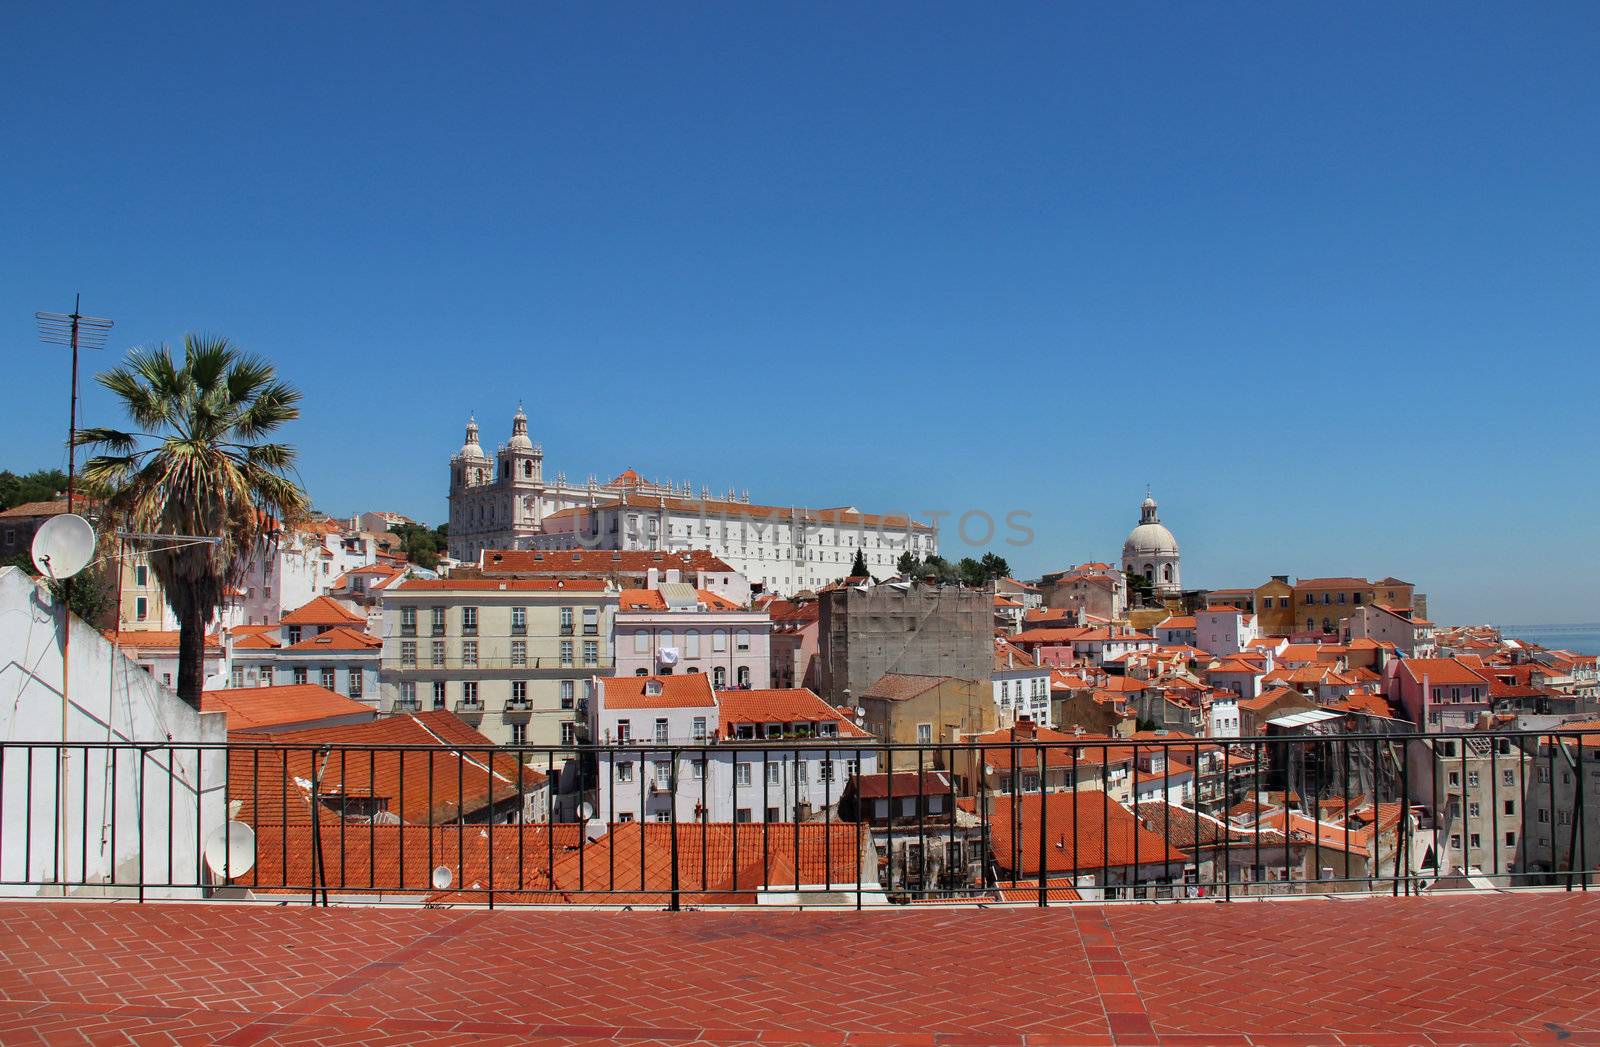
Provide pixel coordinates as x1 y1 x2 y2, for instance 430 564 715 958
577 801 595 821
31 513 96 580
431 864 453 890
203 821 257 878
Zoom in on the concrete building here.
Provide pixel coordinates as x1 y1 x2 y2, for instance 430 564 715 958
1385 657 1492 731
992 638 1053 728
1195 606 1262 657
1044 563 1127 621
1344 602 1437 657
766 595 821 691
225 596 383 707
472 548 749 606
379 577 618 747
817 583 994 707
0 567 227 898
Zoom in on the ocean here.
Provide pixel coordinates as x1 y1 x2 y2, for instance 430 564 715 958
1500 628 1600 657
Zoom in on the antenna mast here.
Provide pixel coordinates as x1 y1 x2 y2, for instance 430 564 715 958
36 296 114 512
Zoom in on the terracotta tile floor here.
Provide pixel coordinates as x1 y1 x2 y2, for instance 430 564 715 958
0 892 1595 1045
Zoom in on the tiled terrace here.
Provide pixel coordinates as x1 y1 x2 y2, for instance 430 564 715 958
0 893 1595 1046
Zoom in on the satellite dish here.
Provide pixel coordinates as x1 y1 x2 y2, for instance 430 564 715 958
431 865 453 890
203 821 257 878
577 801 595 821
31 514 96 580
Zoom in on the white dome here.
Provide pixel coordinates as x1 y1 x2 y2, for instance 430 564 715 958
1123 521 1179 559
507 404 533 450
459 415 486 460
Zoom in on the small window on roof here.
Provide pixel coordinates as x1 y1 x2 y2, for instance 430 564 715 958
644 680 663 696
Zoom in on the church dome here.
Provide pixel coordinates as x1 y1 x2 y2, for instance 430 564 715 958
1122 492 1179 558
506 403 533 450
459 415 486 460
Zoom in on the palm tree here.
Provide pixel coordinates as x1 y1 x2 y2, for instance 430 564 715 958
76 336 310 709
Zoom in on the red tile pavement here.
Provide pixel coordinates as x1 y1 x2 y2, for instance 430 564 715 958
0 893 1596 1045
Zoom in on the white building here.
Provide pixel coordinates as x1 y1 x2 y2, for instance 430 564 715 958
1122 493 1181 597
1195 606 1261 657
591 675 879 824
226 596 383 708
993 638 1053 728
0 567 226 898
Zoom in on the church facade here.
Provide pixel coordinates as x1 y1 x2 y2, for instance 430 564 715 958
448 408 936 593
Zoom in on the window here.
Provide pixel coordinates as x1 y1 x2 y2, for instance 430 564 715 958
462 681 478 704
433 681 446 708
1470 833 1481 849
293 667 309 685
348 671 362 698
736 763 752 787
1450 835 1461 850
134 564 148 586
1467 771 1479 787
401 607 417 635
692 716 707 742
287 625 303 645
654 762 671 788
511 640 526 666
766 806 781 821
231 665 244 687
797 761 808 785
766 763 781 785
399 681 416 704
561 722 576 745
511 681 527 703
735 808 752 823
431 606 446 635
617 762 634 783
462 641 478 667
713 630 727 652
1468 802 1481 819
560 607 574 635
511 606 526 635
820 757 834 782
736 630 751 651
1504 800 1516 816
1502 770 1516 786
431 640 446 667
1505 832 1517 847
401 641 417 668
560 680 575 709
583 641 598 666
917 723 932 745
634 631 649 654
320 668 336 690
616 718 632 741
691 758 705 780
654 718 669 744
135 597 148 621
736 666 750 687
685 630 700 657
510 723 526 745
560 641 573 666
582 607 598 635
462 607 478 635
713 666 726 688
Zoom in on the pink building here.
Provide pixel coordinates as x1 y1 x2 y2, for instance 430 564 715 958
613 585 772 689
765 596 821 691
1384 657 1492 730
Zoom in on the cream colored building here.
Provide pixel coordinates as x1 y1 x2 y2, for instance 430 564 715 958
379 577 619 747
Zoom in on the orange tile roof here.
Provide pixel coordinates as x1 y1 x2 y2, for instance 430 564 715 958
1156 616 1197 630
395 577 608 592
1295 577 1373 589
859 673 956 702
201 684 375 733
599 673 716 710
461 821 866 904
0 499 72 519
105 630 222 653
590 491 936 533
1396 658 1493 688
229 711 538 828
281 625 382 652
994 878 1082 903
717 688 870 738
479 548 736 576
984 792 1188 875
616 588 741 612
280 596 367 627
229 624 281 650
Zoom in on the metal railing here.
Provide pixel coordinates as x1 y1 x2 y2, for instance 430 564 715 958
0 726 1594 909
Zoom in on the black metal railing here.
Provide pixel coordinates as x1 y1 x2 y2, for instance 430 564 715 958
0 726 1593 909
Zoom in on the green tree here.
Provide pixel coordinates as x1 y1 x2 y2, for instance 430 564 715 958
850 547 869 578
76 336 310 709
0 469 70 511
979 552 1011 581
2 551 114 624
1126 568 1155 605
957 556 986 587
919 554 961 585
895 550 920 577
389 521 442 570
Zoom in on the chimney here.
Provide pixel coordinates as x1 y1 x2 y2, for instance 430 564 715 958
666 568 681 584
647 567 660 590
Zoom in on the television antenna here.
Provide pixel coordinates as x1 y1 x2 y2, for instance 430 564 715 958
36 295 114 515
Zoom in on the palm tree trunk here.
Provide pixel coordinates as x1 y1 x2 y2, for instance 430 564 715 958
176 605 207 710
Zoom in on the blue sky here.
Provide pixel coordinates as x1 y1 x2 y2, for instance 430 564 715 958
3 4 1597 624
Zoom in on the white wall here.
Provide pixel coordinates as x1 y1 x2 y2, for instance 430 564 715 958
0 568 227 898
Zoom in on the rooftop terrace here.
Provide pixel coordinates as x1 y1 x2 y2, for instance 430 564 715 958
0 892 1593 1045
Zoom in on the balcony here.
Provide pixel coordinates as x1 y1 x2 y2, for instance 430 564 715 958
2 892 1592 1044
455 698 484 717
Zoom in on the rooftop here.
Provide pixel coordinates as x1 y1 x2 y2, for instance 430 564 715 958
4 893 1594 1044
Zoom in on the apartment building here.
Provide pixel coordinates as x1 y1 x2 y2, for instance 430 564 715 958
379 577 618 746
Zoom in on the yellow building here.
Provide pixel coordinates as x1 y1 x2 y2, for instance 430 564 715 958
1251 576 1295 636
1291 577 1415 637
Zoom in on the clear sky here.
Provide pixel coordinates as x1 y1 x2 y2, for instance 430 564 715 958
3 4 1597 624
